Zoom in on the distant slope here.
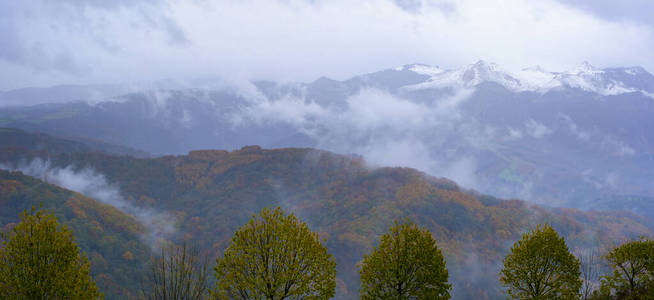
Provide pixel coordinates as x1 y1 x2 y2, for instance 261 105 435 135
0 91 301 155
0 84 131 107
0 169 150 299
1 145 651 299
1 63 654 216
0 127 151 158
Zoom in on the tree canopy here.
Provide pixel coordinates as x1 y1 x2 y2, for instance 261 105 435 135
211 207 336 300
0 206 101 299
597 237 654 299
359 219 451 300
500 224 581 299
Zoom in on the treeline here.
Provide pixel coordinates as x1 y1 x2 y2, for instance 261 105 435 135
1 206 653 299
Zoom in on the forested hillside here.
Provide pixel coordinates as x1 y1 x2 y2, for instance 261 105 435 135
0 127 150 158
0 169 150 299
1 139 651 299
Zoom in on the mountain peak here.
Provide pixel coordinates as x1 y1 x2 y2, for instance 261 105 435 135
380 61 652 97
621 66 648 76
402 60 525 92
522 65 546 73
402 63 446 76
466 60 502 74
571 61 601 74
459 60 523 89
471 59 494 68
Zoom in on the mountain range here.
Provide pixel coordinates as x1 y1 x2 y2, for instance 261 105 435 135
0 130 652 299
2 61 653 218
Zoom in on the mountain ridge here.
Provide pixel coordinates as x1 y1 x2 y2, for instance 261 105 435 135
3 61 653 106
391 60 654 96
1 61 654 222
1 137 652 299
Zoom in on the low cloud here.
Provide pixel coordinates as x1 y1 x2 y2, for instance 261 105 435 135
525 119 553 138
560 114 593 142
1 159 175 249
240 87 487 190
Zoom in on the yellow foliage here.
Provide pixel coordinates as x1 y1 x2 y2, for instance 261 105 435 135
122 251 134 261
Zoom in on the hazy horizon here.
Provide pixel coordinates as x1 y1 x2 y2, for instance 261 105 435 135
2 0 654 90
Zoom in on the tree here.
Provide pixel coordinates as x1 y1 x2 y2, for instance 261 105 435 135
598 237 654 299
500 224 581 299
359 219 451 300
576 247 602 300
143 241 211 300
0 206 101 299
210 207 336 300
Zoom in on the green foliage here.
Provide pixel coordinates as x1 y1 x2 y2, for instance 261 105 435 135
211 207 336 300
143 241 211 300
500 224 581 299
0 169 150 299
2 143 652 299
0 206 102 299
359 219 451 300
597 237 654 299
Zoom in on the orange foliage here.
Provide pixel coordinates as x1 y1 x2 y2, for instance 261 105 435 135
435 189 484 211
122 251 134 261
395 181 433 206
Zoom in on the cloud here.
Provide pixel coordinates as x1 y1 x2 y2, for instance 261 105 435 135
0 159 176 249
525 119 553 138
559 114 593 142
556 0 654 27
506 127 524 140
1 0 653 90
240 87 490 190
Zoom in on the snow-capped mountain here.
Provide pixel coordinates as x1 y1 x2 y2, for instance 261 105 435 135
553 62 647 96
3 60 654 219
399 60 654 97
403 60 527 92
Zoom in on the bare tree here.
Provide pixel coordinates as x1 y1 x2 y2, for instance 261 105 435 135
143 241 211 300
576 247 602 300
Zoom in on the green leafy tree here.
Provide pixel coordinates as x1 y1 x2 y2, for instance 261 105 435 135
597 237 654 299
500 224 581 299
359 219 451 300
0 206 101 299
211 207 336 300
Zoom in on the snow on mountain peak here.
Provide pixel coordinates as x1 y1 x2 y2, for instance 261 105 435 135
403 60 527 92
623 67 641 76
554 62 646 96
515 66 558 91
574 61 600 74
401 61 653 97
405 64 446 76
522 65 546 73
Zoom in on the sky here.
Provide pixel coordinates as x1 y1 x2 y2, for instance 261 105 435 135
1 0 654 90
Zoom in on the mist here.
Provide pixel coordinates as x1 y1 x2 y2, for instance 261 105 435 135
2 0 654 90
0 159 176 248
240 86 489 192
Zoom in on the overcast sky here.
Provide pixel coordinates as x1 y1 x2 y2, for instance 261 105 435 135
1 0 653 90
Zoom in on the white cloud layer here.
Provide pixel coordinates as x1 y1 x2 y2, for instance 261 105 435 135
1 0 653 89
0 159 176 249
